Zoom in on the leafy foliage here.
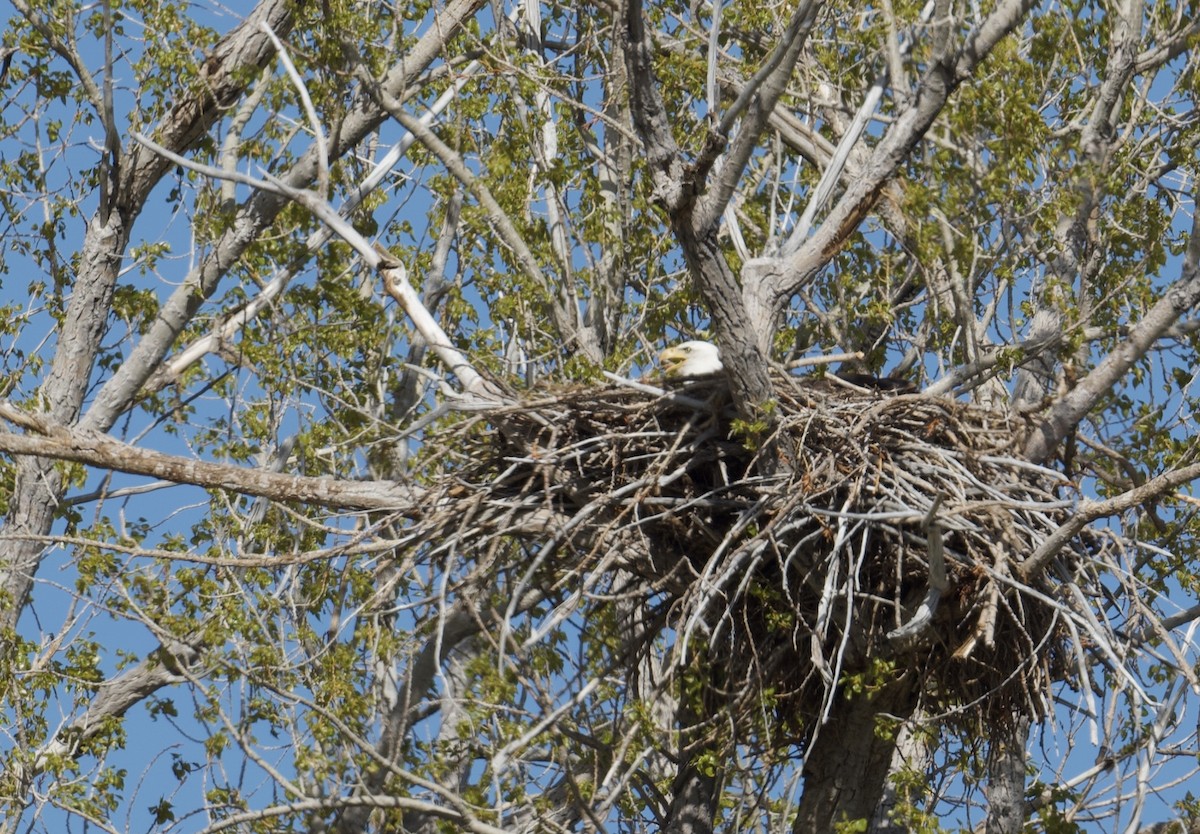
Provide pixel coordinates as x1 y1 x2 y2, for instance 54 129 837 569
0 0 1198 832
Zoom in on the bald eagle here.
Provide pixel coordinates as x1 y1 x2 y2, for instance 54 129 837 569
659 341 724 379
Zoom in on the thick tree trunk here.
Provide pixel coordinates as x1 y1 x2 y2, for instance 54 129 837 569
665 765 718 834
0 214 127 630
671 222 776 414
664 699 720 834
792 675 918 832
985 714 1030 834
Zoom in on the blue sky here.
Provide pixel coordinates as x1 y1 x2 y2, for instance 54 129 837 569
2 1 1200 831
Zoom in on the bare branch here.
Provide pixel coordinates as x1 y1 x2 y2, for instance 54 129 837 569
624 0 685 210
1024 203 1200 462
131 131 499 400
1019 459 1200 580
361 82 590 362
696 0 824 232
0 404 425 512
82 0 486 435
259 22 330 199
23 641 200 782
624 0 777 431
123 0 301 210
781 1 934 254
762 0 1037 317
200 794 510 834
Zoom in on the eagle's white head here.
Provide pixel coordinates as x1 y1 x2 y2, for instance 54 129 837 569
659 340 724 378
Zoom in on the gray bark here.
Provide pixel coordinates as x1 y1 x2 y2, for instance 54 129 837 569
0 0 301 633
792 676 918 832
984 715 1030 834
870 715 932 833
664 699 720 834
0 416 427 512
1 213 126 626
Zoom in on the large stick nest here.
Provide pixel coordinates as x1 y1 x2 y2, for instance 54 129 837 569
412 370 1085 737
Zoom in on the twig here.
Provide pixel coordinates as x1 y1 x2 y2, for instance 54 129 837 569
130 132 501 403
260 22 329 199
785 351 864 370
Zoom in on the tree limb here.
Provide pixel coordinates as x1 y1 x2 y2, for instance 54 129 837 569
1023 203 1200 463
624 0 685 210
695 0 823 232
759 0 1037 320
0 405 426 513
82 0 487 435
1019 459 1200 580
122 0 299 213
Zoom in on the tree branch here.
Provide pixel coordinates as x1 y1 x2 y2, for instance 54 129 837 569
122 0 299 212
695 0 823 232
0 404 425 513
762 0 1037 318
781 0 935 254
82 0 487 435
1019 458 1200 580
1023 202 1200 462
362 82 590 363
624 0 686 210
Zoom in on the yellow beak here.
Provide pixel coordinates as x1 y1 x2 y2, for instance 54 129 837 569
659 346 688 376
